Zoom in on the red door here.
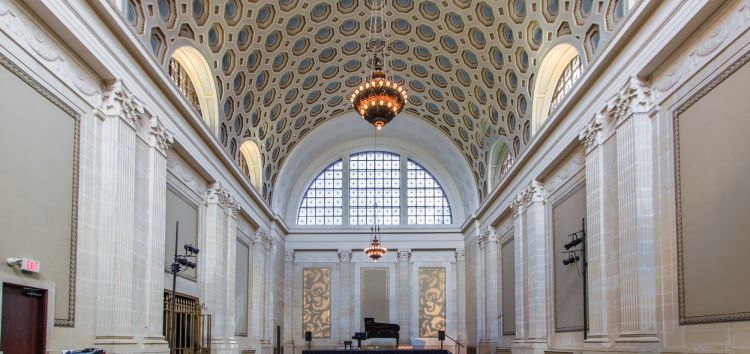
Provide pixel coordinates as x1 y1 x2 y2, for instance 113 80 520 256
1 283 47 354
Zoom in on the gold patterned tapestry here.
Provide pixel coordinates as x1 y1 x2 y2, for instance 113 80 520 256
419 267 446 337
303 268 331 338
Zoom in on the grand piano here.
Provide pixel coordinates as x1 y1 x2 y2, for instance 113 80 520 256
362 317 399 347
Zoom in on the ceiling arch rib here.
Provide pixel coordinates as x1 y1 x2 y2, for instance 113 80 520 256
126 0 626 203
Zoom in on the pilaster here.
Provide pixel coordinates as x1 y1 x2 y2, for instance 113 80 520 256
509 181 548 351
579 114 610 343
202 183 241 353
476 232 487 343
137 115 173 351
482 228 499 343
521 181 548 343
605 78 658 342
94 81 139 349
397 249 412 345
338 249 353 344
283 249 295 354
455 248 467 345
251 228 270 344
509 197 526 343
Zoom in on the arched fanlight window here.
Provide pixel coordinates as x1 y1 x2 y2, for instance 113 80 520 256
169 58 202 115
296 151 454 226
239 140 263 191
168 46 220 136
407 160 452 225
531 44 582 134
349 151 401 226
487 141 514 192
297 160 344 225
548 55 582 114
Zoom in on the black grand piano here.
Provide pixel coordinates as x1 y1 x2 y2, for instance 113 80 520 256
357 317 399 348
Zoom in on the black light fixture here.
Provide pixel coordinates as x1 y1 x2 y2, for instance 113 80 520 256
560 218 588 340
169 221 199 354
305 331 312 350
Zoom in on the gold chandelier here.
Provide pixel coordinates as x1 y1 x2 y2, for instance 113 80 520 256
349 0 407 130
364 225 387 261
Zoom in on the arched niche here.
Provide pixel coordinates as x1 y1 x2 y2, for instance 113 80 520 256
239 139 263 191
531 43 581 133
168 45 220 136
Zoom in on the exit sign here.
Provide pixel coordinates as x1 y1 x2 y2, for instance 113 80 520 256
21 259 40 273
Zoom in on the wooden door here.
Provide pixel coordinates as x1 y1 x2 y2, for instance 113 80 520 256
1 283 47 354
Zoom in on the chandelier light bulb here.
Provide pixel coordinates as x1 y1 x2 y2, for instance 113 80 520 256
349 0 407 130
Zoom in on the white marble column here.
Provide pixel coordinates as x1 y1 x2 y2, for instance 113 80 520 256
511 182 548 346
579 114 610 342
455 249 467 345
476 234 487 343
139 116 173 350
283 249 295 354
484 229 500 343
510 200 526 343
338 250 353 343
201 183 240 353
396 249 411 345
225 206 239 349
605 78 658 342
262 235 274 344
251 229 270 345
94 82 139 348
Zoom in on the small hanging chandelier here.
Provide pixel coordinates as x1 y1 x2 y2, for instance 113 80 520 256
365 225 387 261
350 0 407 130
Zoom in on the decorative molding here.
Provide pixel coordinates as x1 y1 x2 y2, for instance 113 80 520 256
144 116 174 154
236 216 252 237
578 114 604 154
544 150 585 195
338 249 352 263
397 249 411 262
0 51 79 327
204 182 239 214
478 227 498 250
255 228 273 250
99 80 146 128
674 48 750 325
166 154 206 195
604 77 653 127
455 248 465 261
0 0 101 101
655 0 750 95
517 180 547 207
285 249 295 263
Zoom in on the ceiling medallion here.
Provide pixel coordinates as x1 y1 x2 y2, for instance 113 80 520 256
350 0 407 130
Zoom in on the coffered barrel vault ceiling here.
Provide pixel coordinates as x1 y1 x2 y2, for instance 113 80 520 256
125 0 627 203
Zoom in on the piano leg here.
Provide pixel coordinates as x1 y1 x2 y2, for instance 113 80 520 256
396 335 399 349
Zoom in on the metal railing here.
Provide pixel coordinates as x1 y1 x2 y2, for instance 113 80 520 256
163 291 211 354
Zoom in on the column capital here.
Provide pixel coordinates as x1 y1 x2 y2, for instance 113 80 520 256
143 116 174 155
255 228 273 250
579 114 604 154
338 249 352 262
397 249 411 262
511 180 547 216
455 248 465 261
99 80 145 128
285 249 295 263
604 77 653 127
478 227 496 249
204 182 239 214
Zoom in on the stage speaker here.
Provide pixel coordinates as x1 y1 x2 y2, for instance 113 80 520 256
305 331 312 342
438 330 446 341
